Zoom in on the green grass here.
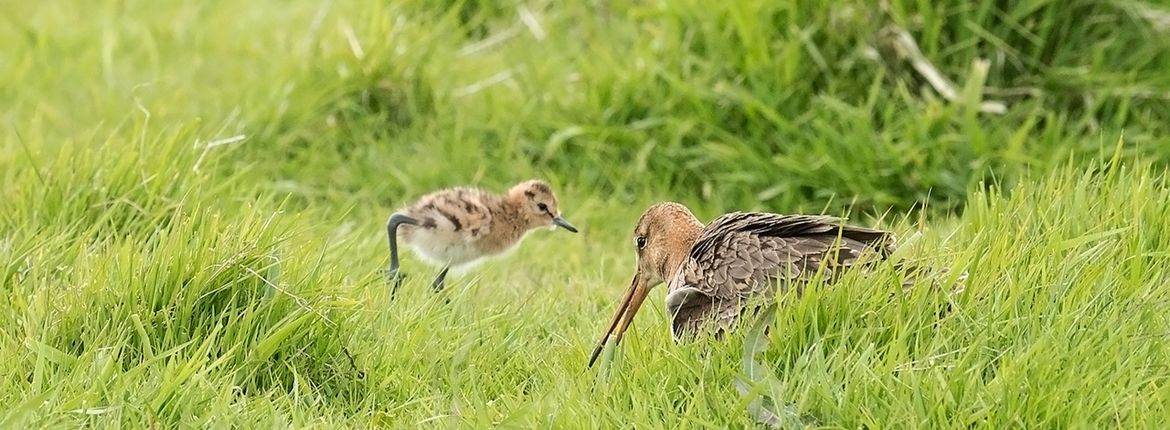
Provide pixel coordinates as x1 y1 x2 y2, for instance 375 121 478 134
3 0 1170 427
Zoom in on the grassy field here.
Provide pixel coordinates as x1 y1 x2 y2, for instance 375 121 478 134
3 0 1170 427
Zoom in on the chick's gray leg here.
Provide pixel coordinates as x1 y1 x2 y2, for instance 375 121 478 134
386 213 419 295
431 266 451 293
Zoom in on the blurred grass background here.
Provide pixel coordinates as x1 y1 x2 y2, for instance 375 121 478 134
2 0 1170 427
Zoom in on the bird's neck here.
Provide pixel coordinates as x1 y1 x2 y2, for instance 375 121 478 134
660 219 704 284
496 196 532 235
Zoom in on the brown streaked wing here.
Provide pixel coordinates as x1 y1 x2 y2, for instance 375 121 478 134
665 212 895 340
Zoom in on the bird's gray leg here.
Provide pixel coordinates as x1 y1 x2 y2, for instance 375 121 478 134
386 213 419 295
431 266 451 293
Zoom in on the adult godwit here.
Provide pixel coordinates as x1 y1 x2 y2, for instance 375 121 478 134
386 179 578 294
588 202 900 367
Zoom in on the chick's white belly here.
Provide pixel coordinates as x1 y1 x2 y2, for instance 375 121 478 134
402 229 484 268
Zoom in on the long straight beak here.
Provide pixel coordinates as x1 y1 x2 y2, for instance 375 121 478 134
553 216 578 233
587 273 650 368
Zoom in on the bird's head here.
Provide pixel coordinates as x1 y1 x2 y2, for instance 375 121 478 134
587 202 703 368
507 179 577 233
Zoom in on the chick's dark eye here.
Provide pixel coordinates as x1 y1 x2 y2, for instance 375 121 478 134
537 203 548 212
635 236 647 249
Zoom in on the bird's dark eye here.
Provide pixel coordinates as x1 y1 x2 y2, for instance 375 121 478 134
635 236 647 249
537 203 548 212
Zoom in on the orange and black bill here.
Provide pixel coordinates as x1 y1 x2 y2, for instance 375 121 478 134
587 273 651 368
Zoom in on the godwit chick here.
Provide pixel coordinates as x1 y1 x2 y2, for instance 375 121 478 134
588 202 898 367
386 179 577 294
